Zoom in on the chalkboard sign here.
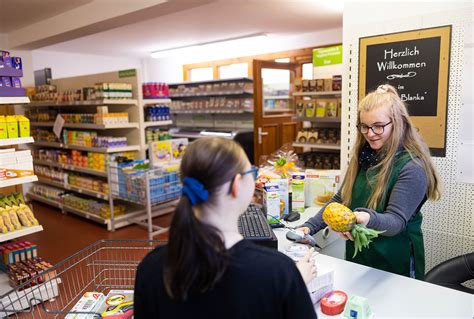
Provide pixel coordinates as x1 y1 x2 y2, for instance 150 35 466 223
359 26 451 157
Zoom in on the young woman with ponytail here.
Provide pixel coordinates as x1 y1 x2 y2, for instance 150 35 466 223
297 84 441 280
135 137 317 318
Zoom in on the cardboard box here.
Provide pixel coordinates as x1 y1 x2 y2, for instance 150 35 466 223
263 183 281 223
6 116 18 138
323 79 332 92
305 169 340 207
0 116 7 139
65 292 106 319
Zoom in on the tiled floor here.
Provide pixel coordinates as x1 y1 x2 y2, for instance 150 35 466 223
22 201 172 264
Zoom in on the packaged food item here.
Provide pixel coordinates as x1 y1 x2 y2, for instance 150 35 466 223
273 179 289 218
295 78 302 92
308 129 318 144
302 80 310 92
296 102 305 117
291 172 305 213
323 79 332 92
66 292 106 319
263 183 281 223
0 116 7 139
325 99 338 117
316 100 326 118
332 75 342 91
309 80 317 92
305 169 340 207
305 101 315 117
316 79 324 92
296 130 308 143
5 116 18 138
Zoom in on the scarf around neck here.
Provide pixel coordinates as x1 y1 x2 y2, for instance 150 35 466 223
359 143 381 171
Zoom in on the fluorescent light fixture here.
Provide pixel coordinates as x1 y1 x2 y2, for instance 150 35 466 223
200 130 233 138
150 33 267 59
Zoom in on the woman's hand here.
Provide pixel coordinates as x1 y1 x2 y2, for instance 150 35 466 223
337 211 370 241
295 226 311 235
296 248 317 284
354 210 370 226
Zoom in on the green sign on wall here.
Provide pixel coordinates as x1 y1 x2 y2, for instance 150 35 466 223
118 69 137 78
313 45 343 66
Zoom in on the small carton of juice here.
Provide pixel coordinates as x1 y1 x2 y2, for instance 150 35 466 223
5 116 18 138
263 183 281 224
16 116 30 137
291 172 305 213
0 116 7 139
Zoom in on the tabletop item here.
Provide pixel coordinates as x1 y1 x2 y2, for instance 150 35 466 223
320 290 348 315
342 295 374 319
322 202 384 258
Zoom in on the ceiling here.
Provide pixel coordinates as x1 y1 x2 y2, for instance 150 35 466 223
0 0 94 33
2 0 343 58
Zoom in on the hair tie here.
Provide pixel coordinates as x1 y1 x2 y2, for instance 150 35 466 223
182 177 209 206
376 84 389 93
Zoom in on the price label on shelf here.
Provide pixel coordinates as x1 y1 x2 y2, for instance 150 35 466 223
53 114 65 139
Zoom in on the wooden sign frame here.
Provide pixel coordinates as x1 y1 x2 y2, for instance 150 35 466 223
359 25 452 157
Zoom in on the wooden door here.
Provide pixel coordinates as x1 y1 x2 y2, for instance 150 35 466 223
253 60 297 164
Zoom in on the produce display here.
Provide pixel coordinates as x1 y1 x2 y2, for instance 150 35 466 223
0 192 39 233
322 202 384 257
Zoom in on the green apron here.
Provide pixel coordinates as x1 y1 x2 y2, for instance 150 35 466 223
345 152 426 280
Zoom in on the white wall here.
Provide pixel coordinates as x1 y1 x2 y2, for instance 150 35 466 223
343 1 474 276
31 50 141 80
142 28 342 83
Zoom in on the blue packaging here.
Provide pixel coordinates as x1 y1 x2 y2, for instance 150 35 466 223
2 57 12 68
2 77 12 87
0 50 10 59
11 77 21 88
12 57 22 70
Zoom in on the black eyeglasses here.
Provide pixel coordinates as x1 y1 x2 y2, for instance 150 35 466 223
357 121 392 135
229 166 258 193
241 166 259 180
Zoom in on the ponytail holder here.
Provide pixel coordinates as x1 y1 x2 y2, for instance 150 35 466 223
182 177 209 206
376 84 389 93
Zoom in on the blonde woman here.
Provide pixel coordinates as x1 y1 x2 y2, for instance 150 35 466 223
298 84 441 279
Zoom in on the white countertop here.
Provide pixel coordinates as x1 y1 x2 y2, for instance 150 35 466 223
274 207 474 319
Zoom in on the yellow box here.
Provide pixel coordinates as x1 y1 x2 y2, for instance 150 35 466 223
5 116 18 138
16 116 30 137
0 116 7 139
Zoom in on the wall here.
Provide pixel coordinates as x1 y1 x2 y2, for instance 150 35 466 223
342 1 473 277
31 50 141 80
142 27 342 82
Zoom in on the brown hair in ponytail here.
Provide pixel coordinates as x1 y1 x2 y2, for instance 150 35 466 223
163 137 247 300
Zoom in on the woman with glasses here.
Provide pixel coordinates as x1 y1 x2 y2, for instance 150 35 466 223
297 84 441 280
135 137 317 319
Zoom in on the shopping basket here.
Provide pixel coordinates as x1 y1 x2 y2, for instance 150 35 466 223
0 240 163 318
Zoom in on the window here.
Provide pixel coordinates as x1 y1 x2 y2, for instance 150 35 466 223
218 63 248 79
189 67 213 81
302 62 313 79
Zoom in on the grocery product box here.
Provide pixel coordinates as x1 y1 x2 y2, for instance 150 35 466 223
65 292 106 319
263 183 280 223
305 169 340 207
96 289 134 318
291 172 305 213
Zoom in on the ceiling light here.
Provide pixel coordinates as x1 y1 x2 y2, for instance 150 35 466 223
150 33 267 59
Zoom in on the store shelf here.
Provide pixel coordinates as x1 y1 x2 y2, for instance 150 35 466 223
27 192 63 209
63 205 108 225
0 175 38 188
293 116 341 123
293 91 341 97
0 225 43 243
33 159 107 177
36 177 109 200
170 90 253 98
0 96 30 105
26 99 138 107
169 77 253 86
0 137 34 146
0 271 60 316
142 98 172 104
33 142 140 153
172 109 253 114
264 108 293 113
30 122 139 129
143 120 173 128
264 95 291 99
292 142 341 150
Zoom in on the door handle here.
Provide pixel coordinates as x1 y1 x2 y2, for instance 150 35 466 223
257 127 268 144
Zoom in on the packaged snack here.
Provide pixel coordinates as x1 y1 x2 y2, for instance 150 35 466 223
65 292 106 319
324 79 332 92
291 172 305 213
316 79 324 92
316 100 326 118
296 130 308 143
326 100 338 117
308 129 318 144
332 75 342 91
302 80 310 92
296 102 305 117
305 101 315 117
305 169 340 207
309 80 317 92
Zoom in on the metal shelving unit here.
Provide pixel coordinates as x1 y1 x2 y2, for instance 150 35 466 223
32 141 140 153
293 91 341 97
33 159 107 177
36 177 108 200
30 122 139 129
0 137 34 147
26 99 138 107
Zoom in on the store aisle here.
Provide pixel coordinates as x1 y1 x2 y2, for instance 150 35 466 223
21 202 172 264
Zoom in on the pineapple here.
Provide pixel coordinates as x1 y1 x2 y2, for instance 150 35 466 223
323 202 384 258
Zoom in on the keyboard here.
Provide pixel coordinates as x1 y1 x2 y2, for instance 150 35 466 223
238 204 278 249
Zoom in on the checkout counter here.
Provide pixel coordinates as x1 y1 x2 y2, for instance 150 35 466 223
275 206 474 318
